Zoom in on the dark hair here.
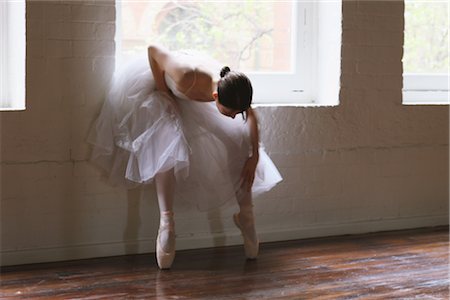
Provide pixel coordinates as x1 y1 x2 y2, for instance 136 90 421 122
217 66 253 120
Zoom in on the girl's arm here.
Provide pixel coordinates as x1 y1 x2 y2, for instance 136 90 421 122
240 107 259 191
247 108 259 160
148 44 171 93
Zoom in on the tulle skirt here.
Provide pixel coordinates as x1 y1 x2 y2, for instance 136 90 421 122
88 56 282 211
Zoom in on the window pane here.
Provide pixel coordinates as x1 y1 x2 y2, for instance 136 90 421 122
1 0 26 110
119 1 294 73
403 1 448 74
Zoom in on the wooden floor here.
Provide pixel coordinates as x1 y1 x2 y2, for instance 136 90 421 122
1 226 448 299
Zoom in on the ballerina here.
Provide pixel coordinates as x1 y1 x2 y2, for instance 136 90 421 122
88 44 282 269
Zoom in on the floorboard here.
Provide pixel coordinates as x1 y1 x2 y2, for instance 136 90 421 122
1 226 448 299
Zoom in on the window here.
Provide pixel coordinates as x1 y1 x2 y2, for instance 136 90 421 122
403 0 449 105
0 0 26 110
116 1 341 105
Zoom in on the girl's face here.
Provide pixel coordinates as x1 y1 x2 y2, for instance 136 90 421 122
213 92 242 119
216 102 241 119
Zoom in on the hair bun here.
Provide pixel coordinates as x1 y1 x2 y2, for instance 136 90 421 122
220 66 231 78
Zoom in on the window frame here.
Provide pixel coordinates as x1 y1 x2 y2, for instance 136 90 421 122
0 0 26 111
403 74 449 105
115 1 342 106
402 1 449 105
247 2 314 104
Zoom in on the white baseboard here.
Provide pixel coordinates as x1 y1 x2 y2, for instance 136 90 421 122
257 214 449 243
1 214 448 267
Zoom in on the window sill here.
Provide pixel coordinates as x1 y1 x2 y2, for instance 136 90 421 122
0 106 25 112
402 90 449 105
253 101 339 108
403 101 449 106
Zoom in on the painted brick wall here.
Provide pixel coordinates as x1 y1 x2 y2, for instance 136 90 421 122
1 0 448 266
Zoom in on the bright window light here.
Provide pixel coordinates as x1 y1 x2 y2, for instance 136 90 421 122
0 0 26 111
403 0 449 105
116 1 341 105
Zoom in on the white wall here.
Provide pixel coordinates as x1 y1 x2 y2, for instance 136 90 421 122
1 0 448 266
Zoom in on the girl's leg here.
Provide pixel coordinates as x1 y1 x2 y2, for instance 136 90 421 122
155 168 176 269
234 188 259 259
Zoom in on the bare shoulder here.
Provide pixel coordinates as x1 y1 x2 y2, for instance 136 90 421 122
172 52 219 101
182 68 216 102
148 45 220 101
148 44 194 83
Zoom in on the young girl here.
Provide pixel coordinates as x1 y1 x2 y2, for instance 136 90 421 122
89 44 282 269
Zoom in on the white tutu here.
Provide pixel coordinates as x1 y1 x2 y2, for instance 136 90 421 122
88 55 282 211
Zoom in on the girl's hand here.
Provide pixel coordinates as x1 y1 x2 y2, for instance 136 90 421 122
240 154 259 192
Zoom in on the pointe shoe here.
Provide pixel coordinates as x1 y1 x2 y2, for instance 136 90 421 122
233 212 259 259
156 213 175 269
